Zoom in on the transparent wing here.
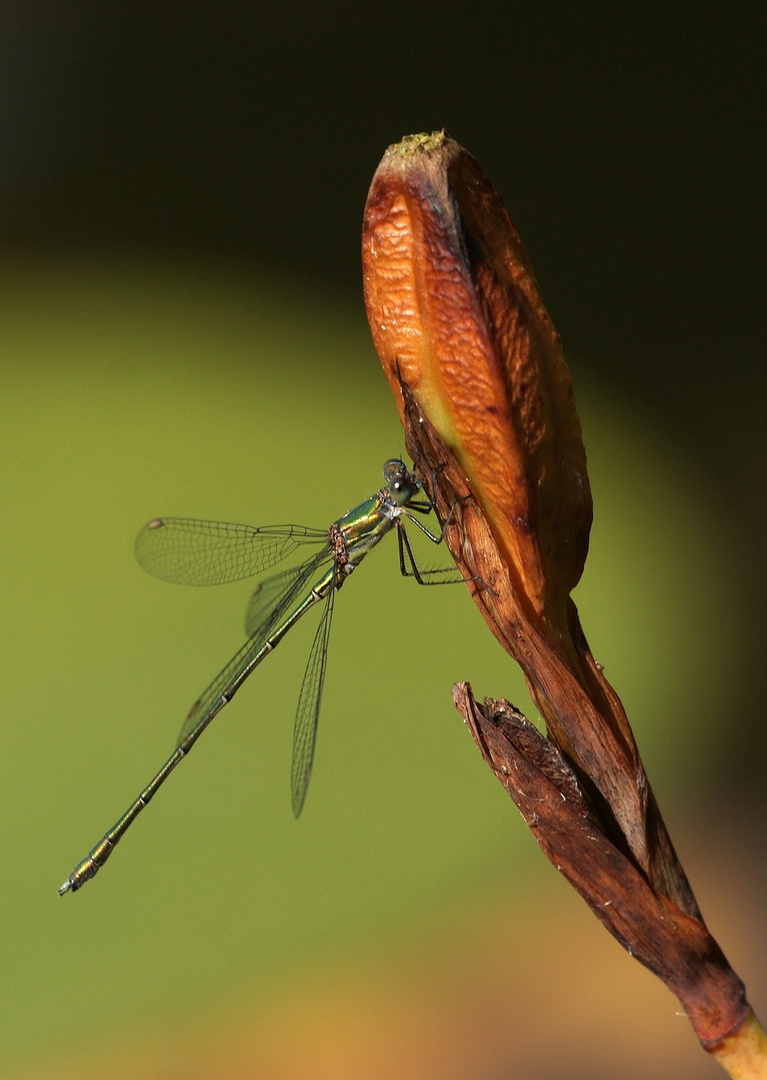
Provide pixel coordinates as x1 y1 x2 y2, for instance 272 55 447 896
244 564 314 638
135 518 328 586
290 577 337 818
177 550 330 746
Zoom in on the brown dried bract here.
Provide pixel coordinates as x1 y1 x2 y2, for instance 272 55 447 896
455 684 746 1047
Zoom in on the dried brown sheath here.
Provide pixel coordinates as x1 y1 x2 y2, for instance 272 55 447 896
362 132 757 1059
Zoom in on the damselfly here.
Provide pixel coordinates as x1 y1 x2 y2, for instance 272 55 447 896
59 459 460 894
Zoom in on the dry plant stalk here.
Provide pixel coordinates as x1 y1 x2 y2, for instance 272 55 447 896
362 131 766 1077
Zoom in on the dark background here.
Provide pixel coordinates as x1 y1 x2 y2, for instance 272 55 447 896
4 5 764 392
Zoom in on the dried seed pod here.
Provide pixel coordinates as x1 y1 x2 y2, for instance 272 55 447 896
363 131 591 638
363 133 762 1064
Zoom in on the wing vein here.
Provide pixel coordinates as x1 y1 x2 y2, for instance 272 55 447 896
135 518 328 586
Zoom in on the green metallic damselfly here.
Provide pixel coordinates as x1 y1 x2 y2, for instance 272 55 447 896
59 459 461 895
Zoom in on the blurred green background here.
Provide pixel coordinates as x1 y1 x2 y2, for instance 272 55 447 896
2 5 765 1078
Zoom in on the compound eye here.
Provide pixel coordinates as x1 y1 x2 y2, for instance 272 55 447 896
383 458 406 483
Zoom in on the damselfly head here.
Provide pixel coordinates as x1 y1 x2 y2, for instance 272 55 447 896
382 459 421 506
